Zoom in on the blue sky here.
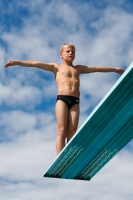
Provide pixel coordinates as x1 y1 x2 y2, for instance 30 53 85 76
0 0 133 199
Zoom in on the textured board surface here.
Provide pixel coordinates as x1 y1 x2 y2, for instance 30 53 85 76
44 63 133 181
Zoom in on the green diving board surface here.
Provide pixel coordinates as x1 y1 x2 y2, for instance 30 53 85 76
44 62 133 181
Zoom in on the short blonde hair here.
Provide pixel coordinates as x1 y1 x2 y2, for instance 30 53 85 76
60 42 76 53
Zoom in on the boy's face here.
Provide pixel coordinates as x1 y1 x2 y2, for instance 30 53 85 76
60 45 75 62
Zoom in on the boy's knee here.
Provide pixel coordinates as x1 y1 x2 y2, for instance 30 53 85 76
58 126 66 133
57 126 67 138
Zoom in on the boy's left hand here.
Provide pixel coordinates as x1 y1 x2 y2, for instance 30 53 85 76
116 68 125 75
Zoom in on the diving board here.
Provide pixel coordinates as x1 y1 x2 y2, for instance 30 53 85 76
44 62 133 181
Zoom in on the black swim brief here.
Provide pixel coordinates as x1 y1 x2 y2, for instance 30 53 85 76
56 95 80 109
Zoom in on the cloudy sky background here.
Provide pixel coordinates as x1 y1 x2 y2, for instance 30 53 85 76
0 0 133 199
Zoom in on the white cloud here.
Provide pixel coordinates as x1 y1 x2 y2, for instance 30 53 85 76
0 110 36 132
88 7 133 66
0 110 56 139
0 82 42 108
0 46 5 68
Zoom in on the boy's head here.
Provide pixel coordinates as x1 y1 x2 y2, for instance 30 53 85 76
60 43 76 62
60 43 76 53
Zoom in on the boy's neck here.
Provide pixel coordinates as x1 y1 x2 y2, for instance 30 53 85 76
63 60 73 66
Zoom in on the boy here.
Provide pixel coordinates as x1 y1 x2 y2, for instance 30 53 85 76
4 43 125 154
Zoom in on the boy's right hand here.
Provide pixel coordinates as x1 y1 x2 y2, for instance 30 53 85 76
4 60 15 68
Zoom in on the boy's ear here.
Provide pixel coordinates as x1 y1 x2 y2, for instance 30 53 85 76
60 52 63 58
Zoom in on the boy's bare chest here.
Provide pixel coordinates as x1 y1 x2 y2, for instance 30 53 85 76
57 66 79 78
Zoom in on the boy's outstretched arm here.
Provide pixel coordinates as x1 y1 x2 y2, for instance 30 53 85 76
80 65 125 75
4 60 56 72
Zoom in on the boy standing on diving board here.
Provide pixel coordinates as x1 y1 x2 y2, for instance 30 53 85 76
4 42 125 154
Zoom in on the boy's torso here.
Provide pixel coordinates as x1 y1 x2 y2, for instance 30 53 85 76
54 64 81 98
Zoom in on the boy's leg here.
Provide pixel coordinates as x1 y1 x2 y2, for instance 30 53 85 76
55 100 69 154
67 104 79 142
